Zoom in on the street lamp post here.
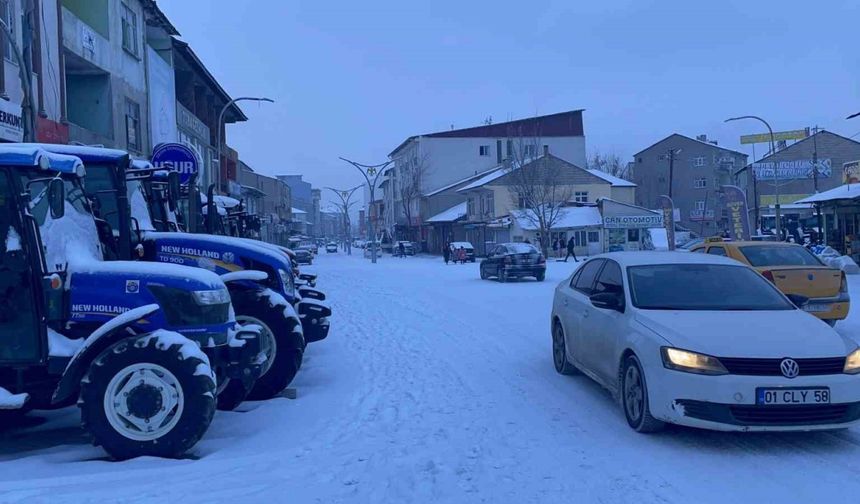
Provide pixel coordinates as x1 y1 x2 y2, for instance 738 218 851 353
215 96 274 194
725 115 780 239
325 185 362 256
339 157 392 264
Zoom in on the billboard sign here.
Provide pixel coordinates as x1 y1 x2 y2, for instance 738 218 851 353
740 129 808 145
603 214 663 229
151 143 199 185
752 158 831 180
844 160 860 184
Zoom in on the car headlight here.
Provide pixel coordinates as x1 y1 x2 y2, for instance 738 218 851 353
844 348 860 374
192 289 231 305
279 268 295 296
661 347 728 375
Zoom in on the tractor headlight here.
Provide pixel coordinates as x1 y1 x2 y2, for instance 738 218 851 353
279 269 295 296
844 348 860 375
192 289 231 305
661 347 728 375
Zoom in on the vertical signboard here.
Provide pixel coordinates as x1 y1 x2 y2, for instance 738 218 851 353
147 46 178 148
844 160 860 184
659 195 675 250
722 185 751 241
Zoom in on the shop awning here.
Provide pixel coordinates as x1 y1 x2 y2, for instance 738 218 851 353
795 184 860 204
426 202 467 223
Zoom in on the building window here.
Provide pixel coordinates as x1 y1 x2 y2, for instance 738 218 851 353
121 3 139 57
467 196 475 217
506 140 513 158
517 194 526 209
574 191 589 203
694 156 706 167
1 0 14 62
587 231 600 243
486 192 494 217
695 200 705 211
694 178 707 189
524 144 536 157
479 145 490 156
125 98 141 152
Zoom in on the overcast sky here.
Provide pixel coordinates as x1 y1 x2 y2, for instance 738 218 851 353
159 0 860 208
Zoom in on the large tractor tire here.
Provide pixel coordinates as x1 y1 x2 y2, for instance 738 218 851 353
232 292 303 401
216 378 254 411
79 332 216 460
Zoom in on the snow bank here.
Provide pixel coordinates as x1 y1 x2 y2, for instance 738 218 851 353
0 387 28 410
47 328 84 357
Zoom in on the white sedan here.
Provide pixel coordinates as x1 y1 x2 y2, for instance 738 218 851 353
551 251 860 432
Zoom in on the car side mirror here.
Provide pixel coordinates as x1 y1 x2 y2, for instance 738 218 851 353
590 291 623 312
167 171 181 212
48 178 65 219
786 294 809 308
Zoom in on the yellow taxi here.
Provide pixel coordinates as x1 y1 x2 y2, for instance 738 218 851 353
689 238 849 326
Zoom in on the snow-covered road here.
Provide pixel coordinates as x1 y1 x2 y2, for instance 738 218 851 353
4 252 860 503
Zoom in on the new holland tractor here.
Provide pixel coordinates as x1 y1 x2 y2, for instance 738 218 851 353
24 144 328 404
0 146 262 459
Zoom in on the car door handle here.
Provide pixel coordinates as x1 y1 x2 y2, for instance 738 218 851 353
563 298 569 307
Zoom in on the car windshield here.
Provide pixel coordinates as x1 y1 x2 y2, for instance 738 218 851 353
739 245 823 267
506 243 538 254
628 264 794 311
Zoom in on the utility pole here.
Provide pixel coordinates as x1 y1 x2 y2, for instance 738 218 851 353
667 148 679 198
812 125 823 244
725 115 780 239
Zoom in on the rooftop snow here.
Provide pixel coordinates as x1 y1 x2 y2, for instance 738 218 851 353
795 184 860 204
457 167 508 192
291 207 308 215
423 166 504 197
586 169 636 187
426 202 467 223
512 206 602 230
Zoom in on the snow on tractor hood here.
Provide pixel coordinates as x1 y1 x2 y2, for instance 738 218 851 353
68 260 226 291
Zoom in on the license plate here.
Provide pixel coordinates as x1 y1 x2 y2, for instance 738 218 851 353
803 303 830 313
756 387 830 405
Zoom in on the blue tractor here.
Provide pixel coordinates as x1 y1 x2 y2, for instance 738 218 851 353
0 146 262 459
25 144 329 403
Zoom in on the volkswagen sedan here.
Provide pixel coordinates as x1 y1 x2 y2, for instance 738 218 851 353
550 252 860 432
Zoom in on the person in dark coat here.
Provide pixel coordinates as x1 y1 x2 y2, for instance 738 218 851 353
443 242 451 265
398 241 406 258
564 236 578 262
552 238 559 258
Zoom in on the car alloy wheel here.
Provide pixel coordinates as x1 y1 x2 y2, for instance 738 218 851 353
624 364 644 424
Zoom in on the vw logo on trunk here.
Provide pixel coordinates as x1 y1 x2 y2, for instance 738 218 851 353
780 358 800 378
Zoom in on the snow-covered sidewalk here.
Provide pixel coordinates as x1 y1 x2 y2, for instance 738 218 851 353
3 253 860 503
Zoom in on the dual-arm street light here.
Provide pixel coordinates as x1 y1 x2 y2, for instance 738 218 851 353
339 157 392 264
215 97 275 194
725 115 780 239
325 185 362 255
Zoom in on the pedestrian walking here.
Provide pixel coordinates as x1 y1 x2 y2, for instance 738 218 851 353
398 241 406 258
552 238 559 258
564 236 578 262
443 242 451 264
457 246 466 264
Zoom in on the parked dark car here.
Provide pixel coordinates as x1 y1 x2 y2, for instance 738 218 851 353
449 241 475 262
294 247 314 265
480 243 546 282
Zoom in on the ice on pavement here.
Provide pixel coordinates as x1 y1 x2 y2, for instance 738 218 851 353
6 254 860 503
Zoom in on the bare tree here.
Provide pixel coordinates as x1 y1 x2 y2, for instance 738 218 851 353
397 152 430 241
505 129 573 257
587 150 631 179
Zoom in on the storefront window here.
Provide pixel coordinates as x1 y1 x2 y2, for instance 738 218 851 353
628 229 640 242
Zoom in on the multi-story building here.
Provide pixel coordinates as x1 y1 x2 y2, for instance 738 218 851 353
385 110 588 249
632 133 748 237
238 161 292 245
310 188 321 237
455 153 636 254
278 174 314 235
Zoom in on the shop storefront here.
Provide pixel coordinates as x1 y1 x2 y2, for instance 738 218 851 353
599 199 663 252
